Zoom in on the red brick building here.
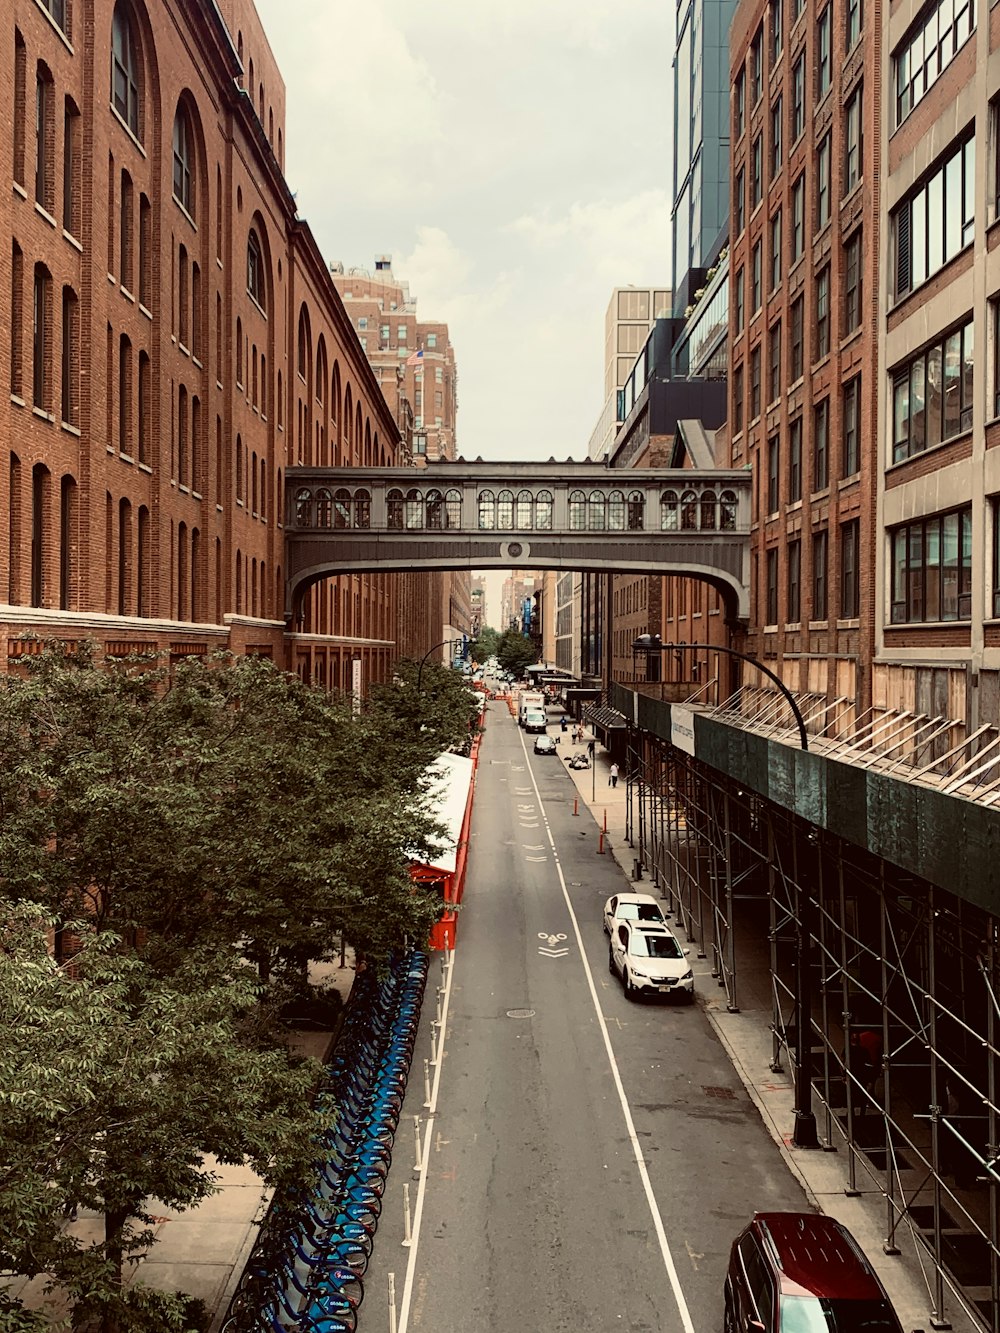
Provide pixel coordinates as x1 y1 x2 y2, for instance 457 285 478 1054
2 0 415 691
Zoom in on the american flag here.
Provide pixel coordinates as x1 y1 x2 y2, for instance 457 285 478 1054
405 348 423 366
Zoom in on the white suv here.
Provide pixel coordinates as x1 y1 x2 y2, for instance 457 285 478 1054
609 921 694 1003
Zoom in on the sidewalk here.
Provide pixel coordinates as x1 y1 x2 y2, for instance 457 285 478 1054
563 732 977 1333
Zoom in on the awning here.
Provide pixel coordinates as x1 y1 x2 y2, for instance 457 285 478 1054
584 702 629 733
412 751 474 875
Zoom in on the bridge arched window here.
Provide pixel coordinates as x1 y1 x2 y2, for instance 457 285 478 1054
607 490 625 530
720 489 738 531
387 488 404 529
478 490 496 529
569 489 586 530
681 489 698 530
535 490 553 530
628 491 645 530
588 490 606 531
661 490 679 530
497 489 514 530
354 489 371 529
333 488 351 529
405 487 423 529
294 487 313 526
515 489 532 529
426 488 445 530
700 489 717 530
445 489 462 528
316 488 333 528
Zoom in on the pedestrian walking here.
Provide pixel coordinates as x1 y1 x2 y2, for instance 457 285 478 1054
609 761 619 788
561 715 568 733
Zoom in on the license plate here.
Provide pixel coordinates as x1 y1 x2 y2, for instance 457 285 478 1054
657 983 674 991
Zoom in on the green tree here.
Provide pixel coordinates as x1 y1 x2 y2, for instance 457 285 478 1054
495 628 539 678
468 626 499 664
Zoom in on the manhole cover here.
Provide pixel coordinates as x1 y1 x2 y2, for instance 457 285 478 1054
506 1008 535 1019
702 1085 737 1100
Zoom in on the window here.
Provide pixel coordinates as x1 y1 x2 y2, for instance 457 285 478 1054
792 53 805 140
789 417 802 501
32 264 51 411
735 266 745 333
790 296 804 380
843 376 861 475
817 135 831 227
111 2 140 137
892 318 973 462
770 210 782 290
11 242 23 400
891 507 972 622
813 531 828 618
766 548 779 623
61 286 77 427
844 231 862 334
138 351 150 464
31 464 49 609
813 398 829 489
734 167 746 235
751 134 763 208
772 0 783 62
60 475 75 610
751 25 765 104
841 519 860 617
118 334 131 454
14 32 26 190
35 64 54 213
847 0 862 49
735 68 746 138
817 7 832 96
894 0 974 124
770 98 782 178
139 195 151 308
734 364 745 433
63 99 80 236
41 0 68 33
427 333 438 349
172 105 194 215
894 136 975 298
787 540 801 621
750 346 762 419
845 85 863 192
247 229 265 308
792 174 805 260
120 170 133 292
815 266 830 359
768 321 782 403
992 498 1000 616
767 435 780 512
752 241 762 313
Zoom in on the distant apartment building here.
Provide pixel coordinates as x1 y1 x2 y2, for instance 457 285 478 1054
587 287 671 462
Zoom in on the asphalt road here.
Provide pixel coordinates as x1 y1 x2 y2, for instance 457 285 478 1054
370 701 809 1333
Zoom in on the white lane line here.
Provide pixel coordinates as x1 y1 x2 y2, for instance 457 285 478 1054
514 729 698 1333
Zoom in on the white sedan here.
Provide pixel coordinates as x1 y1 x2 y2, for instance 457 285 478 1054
602 891 668 937
608 921 694 1003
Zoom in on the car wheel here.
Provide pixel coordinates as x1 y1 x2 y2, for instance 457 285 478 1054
624 971 636 1001
684 989 695 1005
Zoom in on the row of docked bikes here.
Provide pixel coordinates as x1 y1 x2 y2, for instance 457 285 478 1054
221 950 429 1331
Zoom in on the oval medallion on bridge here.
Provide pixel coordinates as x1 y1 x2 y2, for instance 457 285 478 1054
502 541 527 560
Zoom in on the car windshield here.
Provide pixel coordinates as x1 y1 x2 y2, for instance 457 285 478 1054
630 933 683 959
779 1296 901 1333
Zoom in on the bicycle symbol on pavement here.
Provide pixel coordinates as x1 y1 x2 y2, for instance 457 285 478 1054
537 932 569 958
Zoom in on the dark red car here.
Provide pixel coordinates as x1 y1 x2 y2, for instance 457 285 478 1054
724 1212 904 1333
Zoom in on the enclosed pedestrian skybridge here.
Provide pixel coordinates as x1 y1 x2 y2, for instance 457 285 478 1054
284 460 751 620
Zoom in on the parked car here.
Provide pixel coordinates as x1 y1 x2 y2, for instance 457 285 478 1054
608 921 693 1002
724 1213 905 1333
533 735 557 755
603 892 668 937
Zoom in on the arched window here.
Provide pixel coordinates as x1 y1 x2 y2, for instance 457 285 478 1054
478 490 496 530
445 489 462 529
627 491 644 531
497 489 514 530
661 490 679 530
235 316 243 386
569 489 586 530
426 488 444 530
297 308 309 379
333 488 350 529
404 488 423 529
354 489 371 529
172 105 194 215
387 488 403 529
608 490 625 530
515 489 532 529
535 490 553 530
700 489 718 530
720 490 738 531
588 490 606 531
111 2 141 138
316 488 334 528
247 229 265 309
681 489 698 529
294 487 312 526
235 434 243 502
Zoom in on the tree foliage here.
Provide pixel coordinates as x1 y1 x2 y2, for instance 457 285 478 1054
468 625 499 663
495 628 539 678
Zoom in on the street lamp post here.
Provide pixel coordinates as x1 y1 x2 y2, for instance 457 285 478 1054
416 638 467 690
631 633 818 1148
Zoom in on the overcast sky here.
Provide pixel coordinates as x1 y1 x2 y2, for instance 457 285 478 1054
253 0 674 464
